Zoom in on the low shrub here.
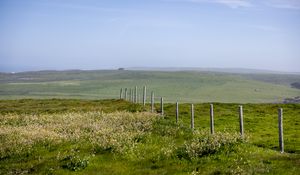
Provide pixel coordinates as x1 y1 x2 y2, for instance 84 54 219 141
182 131 244 159
60 149 89 171
0 111 158 159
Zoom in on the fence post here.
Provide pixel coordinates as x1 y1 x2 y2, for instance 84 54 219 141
278 108 284 153
130 89 133 102
210 104 214 134
124 88 127 101
132 88 134 102
135 86 138 103
127 88 129 101
132 89 134 102
143 86 147 106
133 87 135 103
139 92 142 104
191 104 194 129
239 105 244 138
151 91 154 113
161 97 164 116
132 87 135 103
120 88 123 99
128 89 130 102
139 91 141 104
176 101 179 124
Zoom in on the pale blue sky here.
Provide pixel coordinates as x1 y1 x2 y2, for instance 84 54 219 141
0 0 299 72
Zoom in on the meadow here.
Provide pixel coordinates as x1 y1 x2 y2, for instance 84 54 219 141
1 70 300 103
0 99 299 174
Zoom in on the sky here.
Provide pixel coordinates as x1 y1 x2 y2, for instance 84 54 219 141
0 0 300 72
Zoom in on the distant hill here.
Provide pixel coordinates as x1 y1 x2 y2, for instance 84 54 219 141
127 67 300 75
0 69 299 103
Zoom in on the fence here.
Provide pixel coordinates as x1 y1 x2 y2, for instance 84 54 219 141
119 86 286 153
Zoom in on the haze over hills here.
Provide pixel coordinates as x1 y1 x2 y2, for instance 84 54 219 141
1 67 300 75
127 67 300 75
0 69 299 103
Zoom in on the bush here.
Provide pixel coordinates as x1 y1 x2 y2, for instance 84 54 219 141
0 112 158 158
60 149 89 171
61 150 89 171
182 131 244 159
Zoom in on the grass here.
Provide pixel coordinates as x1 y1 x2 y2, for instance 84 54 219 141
1 70 300 103
162 102 300 154
0 99 299 174
0 99 143 114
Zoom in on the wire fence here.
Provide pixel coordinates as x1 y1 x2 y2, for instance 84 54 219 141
119 86 298 154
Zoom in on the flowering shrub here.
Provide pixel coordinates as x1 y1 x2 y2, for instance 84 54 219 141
0 111 158 159
183 131 244 159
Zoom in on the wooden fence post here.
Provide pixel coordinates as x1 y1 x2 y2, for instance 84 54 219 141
191 104 194 129
135 86 138 103
124 88 127 100
210 104 214 134
176 101 179 124
143 86 146 106
239 105 244 138
161 97 164 116
132 89 134 102
139 90 141 104
278 108 284 153
120 88 123 99
151 91 154 113
128 89 131 102
130 89 133 102
127 88 129 101
133 87 135 103
132 87 134 103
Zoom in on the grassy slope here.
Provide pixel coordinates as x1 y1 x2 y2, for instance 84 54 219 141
240 73 300 86
0 99 299 174
0 70 299 103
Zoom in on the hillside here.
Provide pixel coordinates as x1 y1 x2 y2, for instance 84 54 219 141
0 70 299 103
0 99 299 174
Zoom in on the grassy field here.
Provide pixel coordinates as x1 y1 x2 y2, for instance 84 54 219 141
0 99 299 174
1 70 300 103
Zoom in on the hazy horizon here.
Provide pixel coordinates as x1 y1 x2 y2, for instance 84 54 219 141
1 0 300 72
2 67 300 75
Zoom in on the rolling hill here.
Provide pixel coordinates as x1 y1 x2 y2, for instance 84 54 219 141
0 69 299 103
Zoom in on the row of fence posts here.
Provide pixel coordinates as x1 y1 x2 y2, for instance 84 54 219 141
120 86 162 114
119 86 284 153
120 86 148 106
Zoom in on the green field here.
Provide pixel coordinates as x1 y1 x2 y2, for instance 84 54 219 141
1 70 299 174
0 99 299 174
1 70 300 103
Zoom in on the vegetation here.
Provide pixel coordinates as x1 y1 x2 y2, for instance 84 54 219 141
1 70 300 103
0 99 299 174
291 82 300 89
